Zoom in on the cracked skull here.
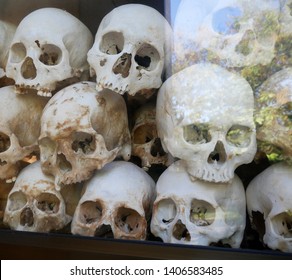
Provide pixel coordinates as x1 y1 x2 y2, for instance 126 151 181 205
173 0 280 70
5 7 93 97
3 161 72 232
254 68 292 165
246 162 292 253
150 160 246 247
0 85 47 182
156 63 256 183
39 82 131 187
87 4 172 97
71 161 155 240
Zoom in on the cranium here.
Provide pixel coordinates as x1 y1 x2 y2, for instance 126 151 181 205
173 0 280 72
0 20 16 87
0 85 47 182
151 160 246 247
156 63 256 183
39 82 131 187
254 68 292 165
3 161 80 232
71 161 155 240
6 7 93 97
131 103 170 170
87 4 173 97
246 162 292 253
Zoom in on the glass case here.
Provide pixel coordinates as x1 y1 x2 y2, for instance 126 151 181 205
0 0 291 259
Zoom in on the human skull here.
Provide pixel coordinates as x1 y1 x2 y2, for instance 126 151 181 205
254 68 292 165
71 161 155 240
0 85 47 182
6 7 93 97
246 162 292 253
131 103 170 170
39 82 131 187
0 20 16 86
3 161 74 232
151 160 246 247
156 63 256 183
87 4 173 97
173 0 280 72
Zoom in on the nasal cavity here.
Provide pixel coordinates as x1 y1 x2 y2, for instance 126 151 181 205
173 219 190 241
112 53 132 78
20 207 34 227
208 141 227 164
21 57 37 79
94 224 114 238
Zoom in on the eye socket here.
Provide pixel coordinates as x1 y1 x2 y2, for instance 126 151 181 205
9 43 27 63
100 32 124 55
155 198 177 224
39 44 62 65
226 125 252 147
36 193 60 213
133 124 155 144
183 124 211 144
79 200 103 224
135 43 160 71
212 7 242 35
0 132 11 153
271 212 292 238
190 199 215 226
8 191 27 211
71 132 96 154
115 207 144 234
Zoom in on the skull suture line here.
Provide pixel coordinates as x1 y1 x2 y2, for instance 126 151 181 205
71 161 155 240
87 4 173 97
156 63 256 183
0 85 47 183
4 161 75 233
151 160 246 247
173 0 280 72
39 82 131 187
246 163 292 253
5 7 93 97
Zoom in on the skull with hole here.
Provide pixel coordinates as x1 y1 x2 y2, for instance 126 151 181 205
131 103 170 170
71 161 155 240
0 85 47 183
0 20 16 87
254 68 292 165
156 63 256 183
246 162 292 253
5 7 93 97
39 82 131 188
173 0 280 73
87 4 173 97
151 160 246 247
3 161 74 232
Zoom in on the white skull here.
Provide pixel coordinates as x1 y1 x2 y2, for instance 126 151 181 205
151 160 246 247
71 161 155 240
0 85 47 182
3 161 73 232
0 20 16 86
156 63 256 183
246 162 292 253
173 0 280 70
87 4 173 97
254 68 292 165
6 7 93 97
39 82 131 187
131 103 170 170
